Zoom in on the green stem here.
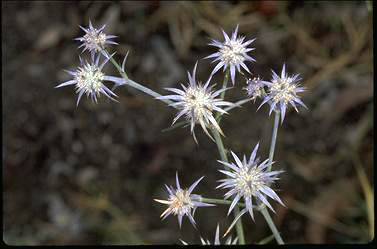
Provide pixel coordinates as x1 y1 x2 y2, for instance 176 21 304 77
260 109 284 244
212 68 246 244
212 127 245 244
214 128 228 162
105 50 176 107
215 68 230 121
108 53 127 79
223 98 252 113
200 197 245 208
260 208 284 245
219 68 230 100
268 110 280 171
125 78 173 105
257 234 275 245
200 197 264 211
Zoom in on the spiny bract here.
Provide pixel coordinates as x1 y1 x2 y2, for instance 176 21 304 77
154 172 214 228
158 61 234 143
217 143 284 234
56 53 124 106
258 64 307 123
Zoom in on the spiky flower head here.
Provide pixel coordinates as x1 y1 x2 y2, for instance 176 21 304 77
180 224 238 245
75 20 118 58
217 143 284 226
258 64 307 123
205 25 256 85
158 62 234 143
244 76 265 102
56 53 125 106
154 172 214 228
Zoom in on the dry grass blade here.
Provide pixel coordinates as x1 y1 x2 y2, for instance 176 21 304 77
258 234 275 244
352 153 374 241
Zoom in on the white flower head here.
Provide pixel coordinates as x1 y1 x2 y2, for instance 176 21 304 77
56 53 125 106
75 20 118 58
217 143 284 227
154 172 214 228
180 224 238 245
258 64 307 123
158 61 234 143
205 25 256 85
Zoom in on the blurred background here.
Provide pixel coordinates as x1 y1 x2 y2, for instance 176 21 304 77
3 1 373 245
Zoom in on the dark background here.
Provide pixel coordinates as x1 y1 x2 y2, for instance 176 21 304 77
3 1 373 245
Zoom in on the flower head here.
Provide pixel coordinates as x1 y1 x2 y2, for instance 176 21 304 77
244 76 265 102
258 64 307 123
205 25 256 85
154 172 214 228
56 53 125 106
180 224 238 245
217 143 284 223
75 20 118 57
158 62 234 143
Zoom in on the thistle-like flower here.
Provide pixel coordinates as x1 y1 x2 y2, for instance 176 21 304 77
258 64 307 123
56 53 125 106
158 62 234 143
244 76 265 102
75 20 118 58
205 25 256 85
154 172 214 228
217 143 284 231
180 224 238 245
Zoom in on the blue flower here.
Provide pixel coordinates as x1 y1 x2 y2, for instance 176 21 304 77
75 20 118 58
56 53 124 106
259 64 307 123
154 172 214 228
217 143 284 234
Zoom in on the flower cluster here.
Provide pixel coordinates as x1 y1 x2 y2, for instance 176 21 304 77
57 21 127 105
56 20 309 245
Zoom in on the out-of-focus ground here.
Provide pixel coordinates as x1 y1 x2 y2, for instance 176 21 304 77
2 1 373 245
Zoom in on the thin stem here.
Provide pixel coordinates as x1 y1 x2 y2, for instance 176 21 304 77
219 68 230 100
109 53 127 78
257 234 275 245
212 128 245 244
223 98 253 113
215 68 230 121
259 109 284 244
213 128 228 162
125 78 173 105
105 50 177 107
260 208 284 245
212 68 246 244
200 197 264 211
268 110 280 171
200 197 246 208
